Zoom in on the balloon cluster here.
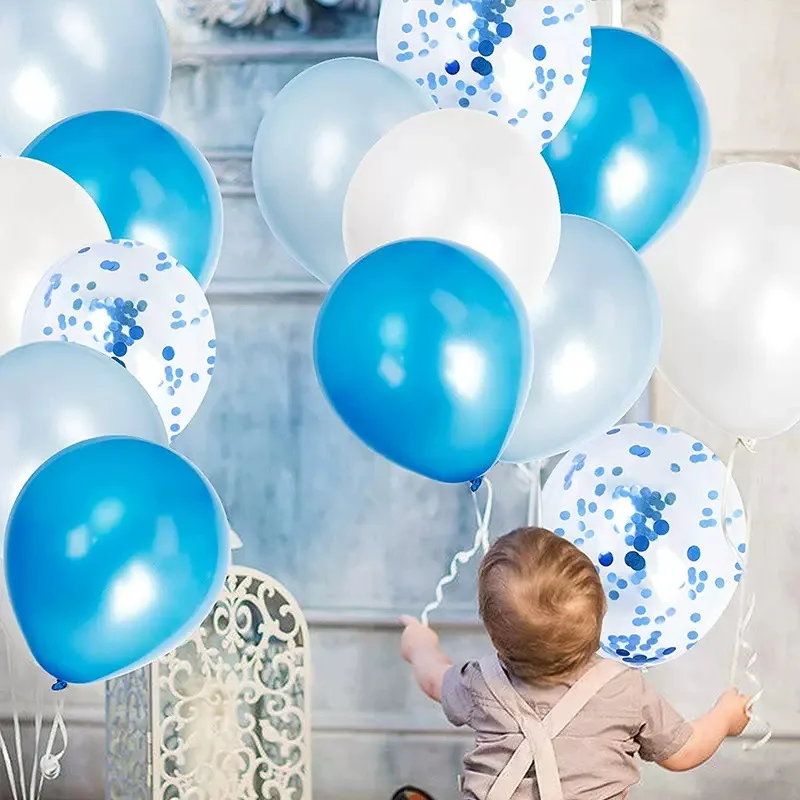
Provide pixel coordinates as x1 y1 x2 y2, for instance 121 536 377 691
0 1 229 689
253 2 799 669
252 12 707 482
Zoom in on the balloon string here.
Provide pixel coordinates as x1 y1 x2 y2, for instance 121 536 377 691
36 703 67 798
517 462 543 527
0 625 20 800
420 479 494 626
611 0 624 27
724 438 771 750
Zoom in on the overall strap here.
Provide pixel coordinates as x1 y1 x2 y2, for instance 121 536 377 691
542 660 628 739
478 656 562 800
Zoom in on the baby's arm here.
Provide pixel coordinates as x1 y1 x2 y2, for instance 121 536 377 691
400 616 452 702
659 688 751 772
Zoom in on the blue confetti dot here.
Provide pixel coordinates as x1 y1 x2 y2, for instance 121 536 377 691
599 552 613 567
497 21 513 38
162 346 175 361
687 631 699 641
130 326 144 340
715 578 725 588
112 342 127 357
445 60 460 75
625 552 646 571
609 590 619 601
687 546 701 562
629 445 651 458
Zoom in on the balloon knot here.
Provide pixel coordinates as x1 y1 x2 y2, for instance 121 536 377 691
51 679 68 692
40 753 61 780
469 477 483 493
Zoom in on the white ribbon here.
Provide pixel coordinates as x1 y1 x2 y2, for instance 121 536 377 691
421 479 494 626
723 438 771 750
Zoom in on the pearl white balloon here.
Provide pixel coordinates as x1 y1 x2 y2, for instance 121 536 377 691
377 0 598 150
343 109 561 308
645 162 800 440
0 157 109 358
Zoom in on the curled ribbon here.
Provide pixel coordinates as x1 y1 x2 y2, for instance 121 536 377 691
421 479 494 626
723 438 771 750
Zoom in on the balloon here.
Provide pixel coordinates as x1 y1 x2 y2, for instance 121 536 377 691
6 436 229 685
23 110 222 289
252 57 435 285
377 0 597 150
0 0 170 156
0 157 109 358
344 109 561 308
645 163 800 440
22 240 216 440
502 216 661 464
543 28 709 251
543 423 746 667
0 340 166 556
314 239 532 483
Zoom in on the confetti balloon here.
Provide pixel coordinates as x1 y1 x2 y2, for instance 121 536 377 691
543 423 746 667
377 0 597 150
343 109 561 308
22 240 216 440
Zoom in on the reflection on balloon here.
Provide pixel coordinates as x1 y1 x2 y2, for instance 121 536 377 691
344 109 561 308
5 437 229 685
23 240 216 440
543 424 745 666
377 0 597 150
645 162 800 440
0 157 109 358
314 239 532 483
0 0 171 156
502 216 661 464
252 57 435 285
23 110 222 288
543 28 709 251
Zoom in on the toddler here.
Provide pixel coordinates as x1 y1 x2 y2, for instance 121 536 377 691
401 527 750 800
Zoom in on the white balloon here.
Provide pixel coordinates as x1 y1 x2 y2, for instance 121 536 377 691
0 157 109 358
377 0 597 150
343 109 561 308
645 162 800 440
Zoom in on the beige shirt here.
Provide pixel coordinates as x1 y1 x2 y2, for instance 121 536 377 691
441 657 693 800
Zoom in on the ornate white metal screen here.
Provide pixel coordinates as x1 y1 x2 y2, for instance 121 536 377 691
106 566 311 800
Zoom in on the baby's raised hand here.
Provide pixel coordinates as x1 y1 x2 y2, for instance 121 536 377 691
715 687 751 736
399 615 440 662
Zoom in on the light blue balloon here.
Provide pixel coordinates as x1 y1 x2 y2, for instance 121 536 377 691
23 111 222 289
252 58 436 285
543 28 710 251
0 0 170 156
5 436 229 685
315 239 532 484
502 216 661 464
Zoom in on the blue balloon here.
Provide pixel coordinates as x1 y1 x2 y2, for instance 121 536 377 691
252 58 436 285
543 28 710 251
5 437 229 685
0 0 170 156
502 216 661 464
314 239 532 483
23 111 222 289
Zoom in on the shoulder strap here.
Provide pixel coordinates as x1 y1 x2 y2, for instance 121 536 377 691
478 655 563 800
543 659 628 738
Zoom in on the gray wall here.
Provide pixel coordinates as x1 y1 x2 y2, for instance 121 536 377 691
3 1 800 798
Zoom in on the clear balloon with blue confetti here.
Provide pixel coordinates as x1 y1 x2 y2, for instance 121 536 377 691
22 240 216 441
543 423 746 667
377 0 598 150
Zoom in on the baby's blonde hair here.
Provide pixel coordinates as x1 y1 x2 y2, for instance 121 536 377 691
478 527 606 684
